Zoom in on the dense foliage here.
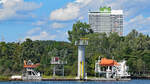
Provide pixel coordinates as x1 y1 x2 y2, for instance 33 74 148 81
68 21 93 44
0 21 150 77
68 21 150 76
85 31 150 76
0 39 76 76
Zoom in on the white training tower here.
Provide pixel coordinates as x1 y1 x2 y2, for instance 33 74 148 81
75 38 88 79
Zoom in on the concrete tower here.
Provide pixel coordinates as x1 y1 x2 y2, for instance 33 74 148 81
75 38 88 79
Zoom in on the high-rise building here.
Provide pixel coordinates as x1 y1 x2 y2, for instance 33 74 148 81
88 7 123 36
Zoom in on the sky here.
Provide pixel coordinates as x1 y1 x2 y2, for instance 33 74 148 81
0 0 150 42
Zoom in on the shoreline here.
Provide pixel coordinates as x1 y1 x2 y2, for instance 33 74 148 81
130 76 150 80
0 76 150 81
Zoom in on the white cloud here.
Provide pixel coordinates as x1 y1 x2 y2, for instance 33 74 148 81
51 22 66 29
27 27 41 35
50 0 92 21
50 0 150 21
25 31 56 41
50 0 150 37
0 0 41 20
50 3 80 21
93 0 150 18
78 16 84 20
75 0 92 6
125 15 150 35
54 31 69 41
75 0 84 3
0 0 8 4
21 0 150 41
24 27 69 41
32 21 46 26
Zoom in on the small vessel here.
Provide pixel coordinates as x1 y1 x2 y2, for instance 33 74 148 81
22 60 42 81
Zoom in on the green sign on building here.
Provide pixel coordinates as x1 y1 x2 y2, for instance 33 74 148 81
100 7 111 13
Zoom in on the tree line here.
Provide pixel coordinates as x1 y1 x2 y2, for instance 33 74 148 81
68 21 150 76
0 21 150 77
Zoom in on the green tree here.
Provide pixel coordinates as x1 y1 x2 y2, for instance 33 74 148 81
68 21 93 44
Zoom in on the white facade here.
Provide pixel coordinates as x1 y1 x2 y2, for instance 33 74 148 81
95 58 130 78
111 10 123 15
22 68 41 81
117 60 130 77
88 8 123 36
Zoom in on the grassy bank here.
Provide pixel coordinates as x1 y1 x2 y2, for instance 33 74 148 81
42 75 76 79
0 76 10 81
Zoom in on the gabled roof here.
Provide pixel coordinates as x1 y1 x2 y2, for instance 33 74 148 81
99 58 119 66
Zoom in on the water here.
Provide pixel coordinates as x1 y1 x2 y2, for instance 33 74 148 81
0 80 150 84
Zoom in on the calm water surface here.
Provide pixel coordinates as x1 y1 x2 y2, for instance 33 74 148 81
0 80 150 84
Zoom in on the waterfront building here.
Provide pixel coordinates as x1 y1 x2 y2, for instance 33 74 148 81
95 57 130 78
88 7 123 36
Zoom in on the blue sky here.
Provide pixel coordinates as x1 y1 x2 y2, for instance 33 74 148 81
0 0 150 42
